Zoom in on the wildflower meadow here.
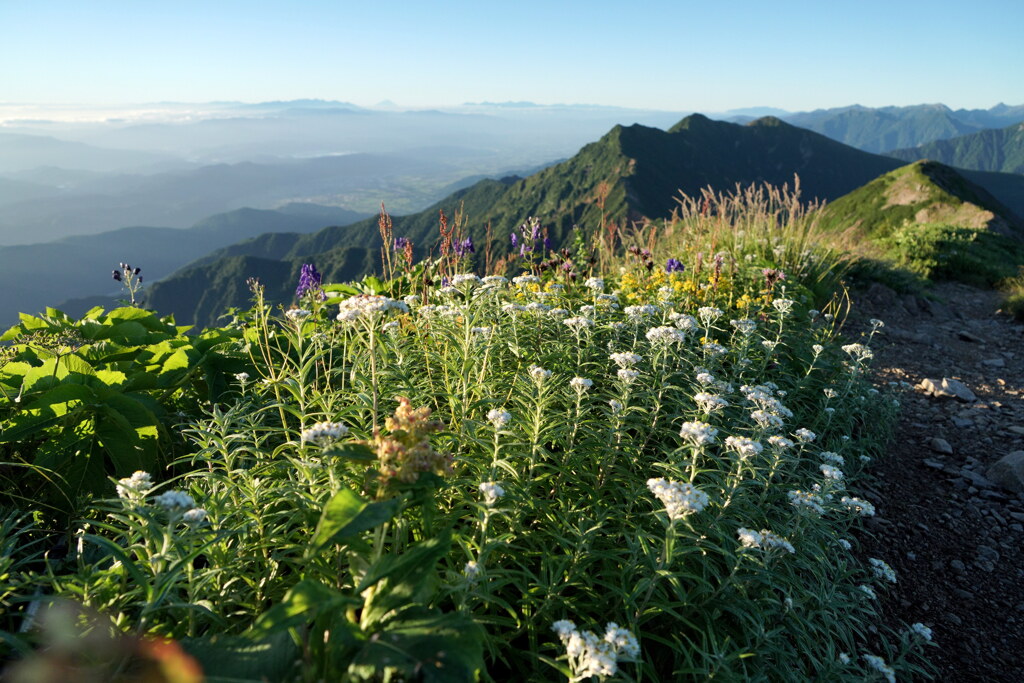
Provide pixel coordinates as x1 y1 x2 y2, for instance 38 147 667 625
0 185 936 681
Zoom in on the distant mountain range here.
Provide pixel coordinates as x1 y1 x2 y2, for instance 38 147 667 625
0 204 368 326
887 121 1024 174
780 103 1024 153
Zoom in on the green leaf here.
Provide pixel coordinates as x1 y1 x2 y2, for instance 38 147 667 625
181 632 299 683
250 580 357 639
357 529 452 621
349 606 484 683
308 489 399 557
320 443 377 462
0 384 96 443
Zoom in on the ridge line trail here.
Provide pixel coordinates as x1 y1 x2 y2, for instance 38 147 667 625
852 281 1024 682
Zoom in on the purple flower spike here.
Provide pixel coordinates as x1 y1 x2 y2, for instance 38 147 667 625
665 258 686 273
295 263 324 300
112 270 122 281
394 237 410 251
510 233 518 248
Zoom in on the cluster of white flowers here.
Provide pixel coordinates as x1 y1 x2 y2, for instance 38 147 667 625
154 490 195 511
910 622 933 641
820 451 844 466
837 538 853 551
725 435 764 458
478 481 505 506
487 409 512 429
529 364 552 384
382 320 400 332
819 464 844 481
481 275 508 287
729 318 757 335
859 584 878 600
678 421 718 446
768 435 795 450
234 372 250 384
182 508 208 526
702 342 727 356
596 293 619 306
451 273 481 287
869 557 897 583
563 316 594 331
697 306 723 325
464 561 481 582
670 312 699 331
501 303 527 314
736 527 795 554
512 274 540 287
624 304 659 320
647 478 710 520
548 308 570 319
285 308 311 321
812 343 824 356
771 298 795 314
840 495 876 516
116 471 154 500
570 377 594 393
584 277 605 291
750 409 785 430
609 399 624 415
551 620 640 680
694 392 728 414
841 343 874 362
301 421 349 445
645 326 686 344
862 654 896 683
617 368 640 384
788 489 826 515
336 294 409 322
471 326 493 338
823 388 838 399
610 352 641 368
794 428 816 443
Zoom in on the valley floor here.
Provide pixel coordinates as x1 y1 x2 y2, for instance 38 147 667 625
853 282 1024 681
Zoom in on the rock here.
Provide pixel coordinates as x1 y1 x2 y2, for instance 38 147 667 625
950 559 967 573
923 458 946 470
985 451 1024 493
917 377 977 401
958 329 985 343
981 358 1006 368
952 416 974 428
1008 426 1024 436
930 438 954 455
961 469 995 489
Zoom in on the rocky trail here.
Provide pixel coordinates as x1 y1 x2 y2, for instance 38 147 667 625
852 282 1024 681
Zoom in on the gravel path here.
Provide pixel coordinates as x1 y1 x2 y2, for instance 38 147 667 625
852 282 1024 681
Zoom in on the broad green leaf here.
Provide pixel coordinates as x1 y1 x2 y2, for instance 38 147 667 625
358 529 451 594
181 632 299 683
308 489 399 556
0 384 96 443
250 579 357 638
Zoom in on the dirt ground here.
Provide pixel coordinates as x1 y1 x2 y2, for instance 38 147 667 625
850 281 1024 681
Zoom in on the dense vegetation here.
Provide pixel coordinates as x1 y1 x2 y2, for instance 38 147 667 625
0 186 940 681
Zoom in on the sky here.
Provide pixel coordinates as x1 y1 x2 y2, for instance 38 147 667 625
2 0 1022 113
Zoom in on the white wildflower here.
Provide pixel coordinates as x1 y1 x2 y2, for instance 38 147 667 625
645 326 686 344
452 273 480 287
750 409 784 430
772 298 795 314
869 557 897 583
697 306 723 325
788 489 825 515
862 654 895 683
570 377 594 392
694 392 728 413
563 316 594 331
609 399 624 415
336 294 408 322
154 490 195 511
819 464 844 480
464 561 481 582
584 277 605 291
481 275 508 287
725 435 763 458
610 352 641 368
910 622 933 641
730 318 757 335
820 451 844 466
839 652 850 665
768 435 795 450
841 496 876 516
702 342 727 356
116 471 153 500
671 313 698 331
487 409 511 429
617 368 640 384
837 538 852 550
478 481 505 506
512 274 540 287
182 508 208 527
841 343 874 362
285 308 311 321
624 304 659 319
528 364 552 384
301 421 348 445
859 584 877 600
678 421 718 446
737 527 763 548
812 344 824 356
794 428 816 443
234 372 250 384
646 478 710 520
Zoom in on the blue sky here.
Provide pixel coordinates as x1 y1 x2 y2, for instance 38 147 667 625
2 0 1021 112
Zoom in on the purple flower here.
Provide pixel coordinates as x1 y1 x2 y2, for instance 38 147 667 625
510 233 518 248
112 269 122 282
665 258 685 273
393 237 410 251
454 237 475 257
295 263 324 300
530 222 540 242
543 236 552 251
